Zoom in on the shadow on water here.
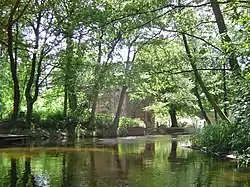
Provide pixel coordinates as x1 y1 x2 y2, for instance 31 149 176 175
1 135 250 187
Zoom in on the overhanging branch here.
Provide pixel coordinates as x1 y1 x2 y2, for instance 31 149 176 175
149 68 232 76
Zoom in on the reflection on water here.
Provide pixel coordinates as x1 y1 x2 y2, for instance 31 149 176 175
0 135 250 187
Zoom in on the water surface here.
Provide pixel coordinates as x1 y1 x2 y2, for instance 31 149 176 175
0 135 249 187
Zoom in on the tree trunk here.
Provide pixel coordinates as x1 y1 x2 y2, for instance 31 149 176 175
12 75 20 121
25 11 43 127
169 104 178 127
182 34 230 123
25 55 42 126
65 36 77 114
89 89 99 130
63 84 68 117
7 1 21 121
110 38 139 137
223 63 228 116
69 90 77 113
110 85 127 137
193 81 211 124
214 109 218 123
210 0 241 74
26 100 33 127
89 36 102 131
25 55 37 127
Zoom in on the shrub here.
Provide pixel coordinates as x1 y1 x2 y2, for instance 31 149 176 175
191 123 237 154
191 122 250 156
238 148 250 168
42 111 78 130
95 114 113 130
94 114 144 137
119 117 141 128
31 111 41 124
94 114 142 130
230 78 250 126
231 124 250 153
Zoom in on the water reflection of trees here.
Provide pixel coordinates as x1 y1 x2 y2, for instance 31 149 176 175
23 158 33 186
168 140 177 161
113 144 124 179
10 159 17 187
89 151 97 187
61 154 66 187
1 137 250 187
9 158 35 187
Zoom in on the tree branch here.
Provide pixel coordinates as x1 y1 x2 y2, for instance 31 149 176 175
38 65 56 87
157 27 222 52
103 1 249 27
13 0 32 23
150 68 232 76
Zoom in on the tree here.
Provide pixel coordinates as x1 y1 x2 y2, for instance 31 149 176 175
0 0 249 134
110 33 140 137
210 0 241 74
132 40 198 127
182 34 230 123
6 0 30 121
23 0 63 126
88 30 122 130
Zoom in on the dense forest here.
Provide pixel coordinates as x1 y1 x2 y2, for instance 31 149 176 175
0 0 249 142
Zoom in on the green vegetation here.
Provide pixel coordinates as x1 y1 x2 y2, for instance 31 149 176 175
191 122 250 166
191 123 237 154
192 75 250 165
0 0 249 164
94 114 143 137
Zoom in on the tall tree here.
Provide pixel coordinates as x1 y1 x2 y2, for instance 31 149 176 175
193 79 211 124
182 34 230 123
6 0 30 121
210 0 241 74
110 34 139 137
24 0 63 125
88 30 122 129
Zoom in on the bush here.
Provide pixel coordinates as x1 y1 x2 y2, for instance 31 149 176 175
31 111 41 124
95 114 114 130
191 122 250 156
94 114 142 130
119 117 141 128
230 77 250 125
191 123 237 154
231 124 250 153
42 111 78 130
94 114 144 137
238 148 250 168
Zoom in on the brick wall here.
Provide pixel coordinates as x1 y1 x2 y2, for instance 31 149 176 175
96 88 154 128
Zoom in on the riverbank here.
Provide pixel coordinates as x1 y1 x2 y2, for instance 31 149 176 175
0 120 68 141
191 122 250 168
0 119 196 141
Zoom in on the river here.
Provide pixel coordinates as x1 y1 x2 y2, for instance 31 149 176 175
0 135 249 187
